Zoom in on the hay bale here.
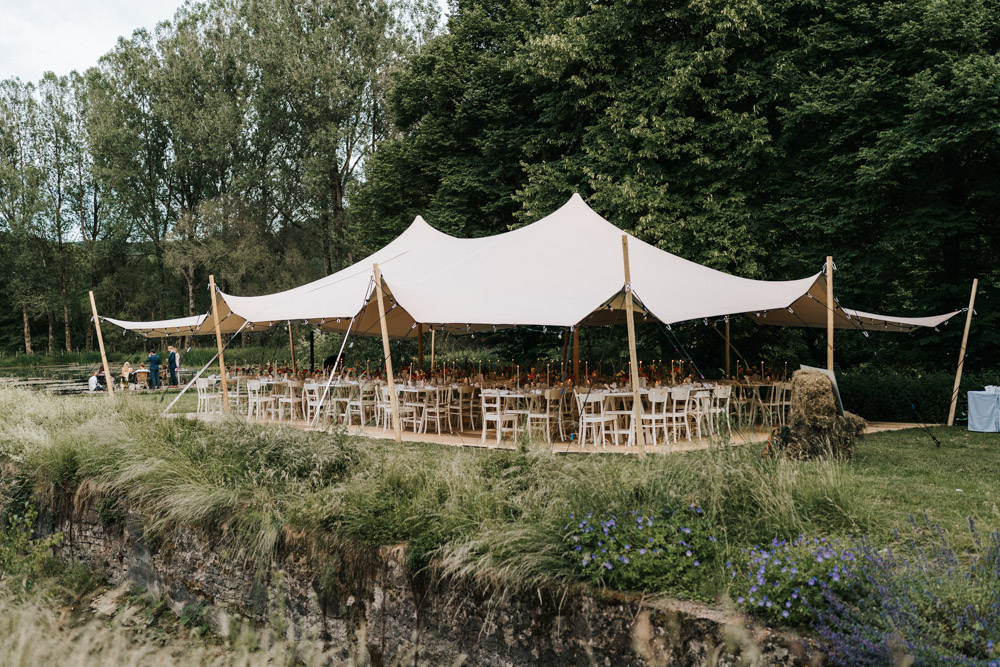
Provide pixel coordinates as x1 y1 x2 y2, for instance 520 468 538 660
786 369 866 459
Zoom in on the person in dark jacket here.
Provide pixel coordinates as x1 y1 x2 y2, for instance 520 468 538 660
167 346 179 386
147 350 162 389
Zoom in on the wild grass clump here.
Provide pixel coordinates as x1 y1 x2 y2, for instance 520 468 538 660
0 389 369 564
0 387 991 616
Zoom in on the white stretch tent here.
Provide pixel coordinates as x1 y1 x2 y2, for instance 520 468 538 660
192 215 490 338
105 194 960 338
379 194 959 333
102 314 208 338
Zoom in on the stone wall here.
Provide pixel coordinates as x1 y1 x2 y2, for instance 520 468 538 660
38 498 818 666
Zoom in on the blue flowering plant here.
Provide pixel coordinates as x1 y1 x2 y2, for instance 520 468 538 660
563 505 717 599
815 519 1000 666
727 536 858 627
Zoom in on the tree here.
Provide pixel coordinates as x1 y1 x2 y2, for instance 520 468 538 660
245 0 435 273
38 72 79 351
0 79 47 354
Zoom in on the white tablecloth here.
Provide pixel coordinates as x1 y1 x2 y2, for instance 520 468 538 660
968 391 1000 432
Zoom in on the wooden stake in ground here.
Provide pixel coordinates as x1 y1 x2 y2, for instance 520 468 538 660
948 278 979 426
622 235 646 456
287 321 297 374
374 263 403 443
826 256 835 371
417 323 424 371
88 291 113 396
208 275 229 413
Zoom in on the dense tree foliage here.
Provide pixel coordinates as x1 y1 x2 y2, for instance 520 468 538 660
0 0 996 374
0 0 434 353
361 0 1000 370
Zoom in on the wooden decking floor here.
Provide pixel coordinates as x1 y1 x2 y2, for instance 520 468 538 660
176 412 927 454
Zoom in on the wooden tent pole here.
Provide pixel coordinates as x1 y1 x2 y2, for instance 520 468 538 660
208 275 229 413
948 278 978 426
309 330 315 372
288 321 297 374
709 322 748 370
622 235 646 456
88 291 113 396
430 329 436 371
826 256 834 371
561 328 569 380
417 323 424 371
374 263 402 443
725 318 731 379
573 326 580 382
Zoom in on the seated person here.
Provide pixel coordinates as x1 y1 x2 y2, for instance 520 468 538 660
132 363 149 388
88 371 104 392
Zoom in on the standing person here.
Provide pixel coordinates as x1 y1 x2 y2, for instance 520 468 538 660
167 346 179 387
147 350 162 389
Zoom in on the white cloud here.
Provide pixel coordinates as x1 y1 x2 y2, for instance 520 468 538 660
0 0 187 82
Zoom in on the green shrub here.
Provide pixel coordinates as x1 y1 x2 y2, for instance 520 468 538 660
564 506 718 599
727 536 858 627
0 507 65 593
838 368 1000 423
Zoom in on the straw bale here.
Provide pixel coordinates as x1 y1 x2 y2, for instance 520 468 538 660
785 369 866 459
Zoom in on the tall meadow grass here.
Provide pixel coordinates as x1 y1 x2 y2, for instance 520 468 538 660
0 388 876 601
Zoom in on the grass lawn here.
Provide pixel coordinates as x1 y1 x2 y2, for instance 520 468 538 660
848 427 1000 542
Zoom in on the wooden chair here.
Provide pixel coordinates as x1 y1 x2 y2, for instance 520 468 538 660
639 387 671 446
708 384 733 436
374 384 392 430
246 380 276 420
195 378 222 415
779 381 793 424
574 390 616 448
449 385 477 432
277 382 302 421
481 389 517 444
664 385 694 442
603 393 634 446
401 388 428 433
303 382 323 423
423 385 452 435
762 383 785 426
346 382 376 426
526 388 562 443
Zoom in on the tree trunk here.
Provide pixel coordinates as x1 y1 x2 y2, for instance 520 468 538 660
47 310 54 355
320 211 333 275
62 282 71 352
23 306 32 355
184 265 196 351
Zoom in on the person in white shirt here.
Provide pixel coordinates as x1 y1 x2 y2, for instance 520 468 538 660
88 371 103 392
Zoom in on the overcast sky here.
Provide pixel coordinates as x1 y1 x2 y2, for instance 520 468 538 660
0 0 188 82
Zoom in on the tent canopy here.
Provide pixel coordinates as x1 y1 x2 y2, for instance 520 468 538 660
102 194 960 338
102 314 207 338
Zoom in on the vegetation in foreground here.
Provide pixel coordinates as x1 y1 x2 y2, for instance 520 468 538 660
0 388 998 663
0 509 342 666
